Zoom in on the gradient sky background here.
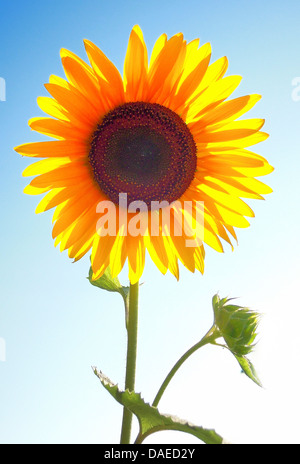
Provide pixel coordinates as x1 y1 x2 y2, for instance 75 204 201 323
0 0 300 444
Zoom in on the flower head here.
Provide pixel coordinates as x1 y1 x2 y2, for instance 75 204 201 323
212 294 260 356
15 26 273 283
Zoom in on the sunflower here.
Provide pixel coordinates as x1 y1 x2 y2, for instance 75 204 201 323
15 26 273 284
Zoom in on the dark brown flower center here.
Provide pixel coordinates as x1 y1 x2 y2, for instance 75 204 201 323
89 102 197 207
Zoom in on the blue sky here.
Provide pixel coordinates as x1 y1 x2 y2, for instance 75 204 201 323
0 0 300 444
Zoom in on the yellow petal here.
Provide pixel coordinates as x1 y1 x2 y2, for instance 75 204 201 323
194 246 205 274
196 56 228 92
196 130 269 151
144 233 168 275
174 43 211 110
15 140 87 158
45 83 100 127
84 39 125 108
37 96 70 121
109 227 127 278
147 34 186 105
127 235 146 284
186 75 242 122
49 74 70 88
149 33 167 69
162 235 179 279
22 157 73 177
197 183 255 217
23 184 50 195
29 117 90 140
69 232 95 261
35 188 69 213
91 234 117 280
124 25 148 101
61 55 102 107
190 94 261 131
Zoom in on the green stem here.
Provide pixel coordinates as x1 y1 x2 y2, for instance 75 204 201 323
152 326 218 408
120 281 139 444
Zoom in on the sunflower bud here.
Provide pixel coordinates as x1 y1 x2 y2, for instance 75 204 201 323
212 294 260 357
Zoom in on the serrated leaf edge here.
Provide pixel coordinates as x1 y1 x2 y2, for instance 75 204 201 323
93 367 226 444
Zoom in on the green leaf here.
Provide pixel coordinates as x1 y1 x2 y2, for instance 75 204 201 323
235 355 263 387
93 368 225 445
88 266 129 302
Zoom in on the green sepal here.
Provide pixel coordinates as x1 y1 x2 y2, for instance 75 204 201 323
88 266 129 300
235 355 262 387
88 267 130 324
93 368 225 445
